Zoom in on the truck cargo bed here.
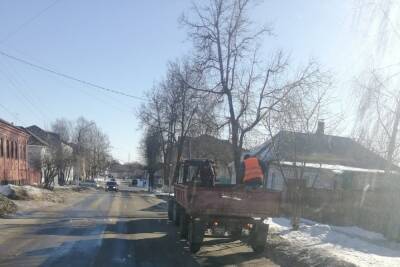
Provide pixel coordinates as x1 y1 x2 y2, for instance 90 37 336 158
174 184 281 218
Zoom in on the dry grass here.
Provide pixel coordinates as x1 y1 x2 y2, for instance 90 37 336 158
0 194 17 216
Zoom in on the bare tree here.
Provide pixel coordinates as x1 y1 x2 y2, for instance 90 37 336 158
139 85 178 187
181 0 330 183
141 127 162 192
74 118 111 179
167 60 219 180
49 117 112 181
54 143 74 185
42 149 58 189
51 118 73 142
139 59 219 187
353 0 400 171
353 70 400 171
41 142 72 189
264 83 334 229
85 127 111 178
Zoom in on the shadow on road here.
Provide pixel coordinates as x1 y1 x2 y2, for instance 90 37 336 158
139 202 168 212
198 250 268 267
20 218 201 267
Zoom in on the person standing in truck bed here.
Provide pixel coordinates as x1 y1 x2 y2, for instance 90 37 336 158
239 154 267 189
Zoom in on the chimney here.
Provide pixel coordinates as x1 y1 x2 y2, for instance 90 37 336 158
316 120 325 135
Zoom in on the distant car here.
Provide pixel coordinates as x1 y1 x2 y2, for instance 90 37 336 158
105 181 118 192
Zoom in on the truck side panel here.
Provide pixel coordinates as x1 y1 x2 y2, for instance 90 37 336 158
174 184 281 218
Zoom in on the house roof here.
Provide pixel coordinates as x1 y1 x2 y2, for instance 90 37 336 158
18 127 48 146
0 118 29 136
252 130 399 171
279 161 395 174
25 125 62 148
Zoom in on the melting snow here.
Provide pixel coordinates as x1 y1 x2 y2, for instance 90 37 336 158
267 217 400 267
0 185 13 197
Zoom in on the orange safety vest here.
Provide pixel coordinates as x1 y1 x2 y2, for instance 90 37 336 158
243 157 263 182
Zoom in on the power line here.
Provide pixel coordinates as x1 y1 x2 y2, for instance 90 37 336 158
3 50 136 114
0 50 147 101
0 103 19 122
0 0 62 43
0 58 50 122
0 63 46 124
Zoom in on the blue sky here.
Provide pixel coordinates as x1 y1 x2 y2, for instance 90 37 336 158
0 0 365 162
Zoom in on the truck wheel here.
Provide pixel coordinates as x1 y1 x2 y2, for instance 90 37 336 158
179 211 189 239
250 222 268 253
168 198 174 221
188 218 205 253
172 202 180 226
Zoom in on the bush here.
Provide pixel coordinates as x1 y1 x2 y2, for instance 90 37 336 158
0 194 17 216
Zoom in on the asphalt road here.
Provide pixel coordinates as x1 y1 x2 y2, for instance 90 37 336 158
0 183 278 267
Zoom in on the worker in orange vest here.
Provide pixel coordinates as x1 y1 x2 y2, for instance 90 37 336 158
240 154 266 188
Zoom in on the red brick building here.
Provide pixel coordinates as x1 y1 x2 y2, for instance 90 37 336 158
0 119 29 185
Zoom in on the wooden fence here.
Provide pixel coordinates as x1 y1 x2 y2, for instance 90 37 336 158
284 181 400 241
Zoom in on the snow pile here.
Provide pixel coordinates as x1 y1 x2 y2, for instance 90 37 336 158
267 217 400 267
0 185 63 202
22 185 43 199
0 185 13 197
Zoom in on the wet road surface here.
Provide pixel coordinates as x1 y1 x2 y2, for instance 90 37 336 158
0 185 278 267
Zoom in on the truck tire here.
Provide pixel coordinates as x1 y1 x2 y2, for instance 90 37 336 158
172 202 180 226
188 218 205 253
168 198 174 221
179 210 189 239
250 221 268 253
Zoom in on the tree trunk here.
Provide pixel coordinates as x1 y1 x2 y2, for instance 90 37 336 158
173 137 186 184
148 171 155 192
225 89 242 184
231 121 241 184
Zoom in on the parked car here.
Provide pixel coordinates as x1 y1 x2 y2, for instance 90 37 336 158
105 181 118 192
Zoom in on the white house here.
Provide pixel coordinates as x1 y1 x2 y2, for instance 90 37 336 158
247 122 399 192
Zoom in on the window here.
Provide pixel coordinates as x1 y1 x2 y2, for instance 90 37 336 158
0 138 3 157
6 140 9 158
23 145 26 160
15 141 18 159
11 141 14 159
